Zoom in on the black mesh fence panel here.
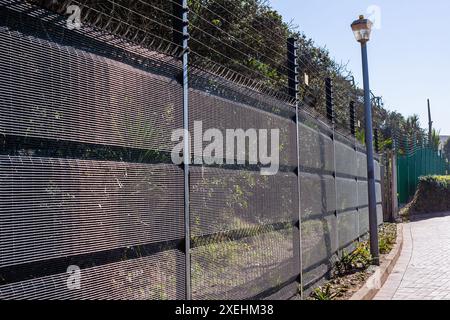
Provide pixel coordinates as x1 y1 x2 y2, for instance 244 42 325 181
189 152 299 300
0 26 182 152
189 88 298 167
0 156 184 267
299 111 384 289
298 112 337 288
191 228 297 300
0 250 185 300
0 2 186 300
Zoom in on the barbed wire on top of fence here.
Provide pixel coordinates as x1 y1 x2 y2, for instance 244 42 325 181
24 0 391 143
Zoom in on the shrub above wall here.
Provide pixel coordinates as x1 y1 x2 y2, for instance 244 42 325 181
406 176 450 214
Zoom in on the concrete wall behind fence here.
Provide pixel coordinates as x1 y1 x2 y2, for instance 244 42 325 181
0 2 382 300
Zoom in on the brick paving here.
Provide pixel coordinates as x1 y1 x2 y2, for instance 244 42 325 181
374 212 450 300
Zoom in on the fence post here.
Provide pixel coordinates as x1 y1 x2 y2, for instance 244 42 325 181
391 151 399 221
374 128 379 153
287 37 303 298
287 38 299 101
326 77 340 255
174 0 191 300
325 78 334 123
380 162 387 221
384 151 392 220
350 101 356 136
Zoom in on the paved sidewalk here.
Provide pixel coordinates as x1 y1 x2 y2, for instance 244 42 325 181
374 212 450 300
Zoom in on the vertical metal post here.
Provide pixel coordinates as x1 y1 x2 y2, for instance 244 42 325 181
325 78 334 123
428 99 433 147
350 101 356 136
374 128 379 153
174 0 191 299
391 151 399 221
287 38 299 100
360 42 379 265
380 164 386 221
287 37 303 298
327 79 340 257
351 100 359 232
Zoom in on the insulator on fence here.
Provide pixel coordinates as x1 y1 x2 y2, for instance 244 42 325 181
374 128 379 153
349 101 356 136
325 77 334 123
172 0 189 57
287 38 299 103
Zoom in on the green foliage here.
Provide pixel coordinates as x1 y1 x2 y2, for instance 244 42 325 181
431 129 441 151
311 224 397 300
378 224 397 254
379 137 393 151
419 175 450 190
311 284 339 301
378 112 433 155
378 237 392 255
407 175 450 215
334 242 372 276
355 128 365 146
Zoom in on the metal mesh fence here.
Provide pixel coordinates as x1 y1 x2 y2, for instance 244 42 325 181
0 0 186 300
0 250 186 300
297 111 383 289
189 167 299 300
0 1 383 300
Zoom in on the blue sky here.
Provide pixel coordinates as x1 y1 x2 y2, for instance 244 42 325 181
269 0 450 135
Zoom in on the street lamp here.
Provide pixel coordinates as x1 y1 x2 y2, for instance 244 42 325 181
351 15 373 43
351 15 380 265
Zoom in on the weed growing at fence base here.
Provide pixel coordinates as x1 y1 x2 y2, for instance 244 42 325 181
309 223 397 300
311 284 339 300
378 223 397 254
334 243 372 277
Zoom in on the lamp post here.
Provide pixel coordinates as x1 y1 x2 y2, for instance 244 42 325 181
351 15 380 265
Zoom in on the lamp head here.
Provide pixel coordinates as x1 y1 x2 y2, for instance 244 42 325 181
351 15 373 43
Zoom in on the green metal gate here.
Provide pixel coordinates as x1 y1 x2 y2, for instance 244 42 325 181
397 147 449 204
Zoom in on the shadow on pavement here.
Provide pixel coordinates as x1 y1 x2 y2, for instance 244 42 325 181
410 211 450 222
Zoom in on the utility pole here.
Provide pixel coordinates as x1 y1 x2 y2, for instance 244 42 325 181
428 99 433 146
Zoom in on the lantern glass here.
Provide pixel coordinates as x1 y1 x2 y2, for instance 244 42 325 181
351 16 373 43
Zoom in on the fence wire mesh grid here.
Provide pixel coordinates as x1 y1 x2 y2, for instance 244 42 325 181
0 1 383 300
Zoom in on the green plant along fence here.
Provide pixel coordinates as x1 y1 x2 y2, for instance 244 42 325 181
397 147 449 204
